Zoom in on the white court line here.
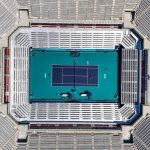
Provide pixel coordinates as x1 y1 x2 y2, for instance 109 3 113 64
53 66 98 69
53 82 98 85
87 67 88 84
62 67 63 83
63 75 87 77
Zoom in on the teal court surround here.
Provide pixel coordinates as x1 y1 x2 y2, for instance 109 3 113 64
29 48 118 103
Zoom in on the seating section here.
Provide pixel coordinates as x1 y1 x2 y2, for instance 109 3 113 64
15 33 30 47
133 116 150 150
135 0 150 39
60 0 76 20
0 0 18 38
15 0 142 24
95 0 113 20
135 0 149 17
27 0 125 23
0 113 18 149
1 0 18 13
123 143 134 150
14 102 136 122
121 35 136 49
120 104 135 120
29 103 122 122
16 0 28 8
31 28 123 49
121 49 139 104
11 46 29 106
25 132 123 150
112 0 125 19
15 104 30 118
17 131 135 150
17 143 27 150
125 0 141 10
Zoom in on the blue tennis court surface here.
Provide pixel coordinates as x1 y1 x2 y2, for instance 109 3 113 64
29 49 118 103
52 65 98 86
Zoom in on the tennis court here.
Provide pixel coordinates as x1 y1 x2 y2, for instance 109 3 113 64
52 65 98 86
29 49 118 102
